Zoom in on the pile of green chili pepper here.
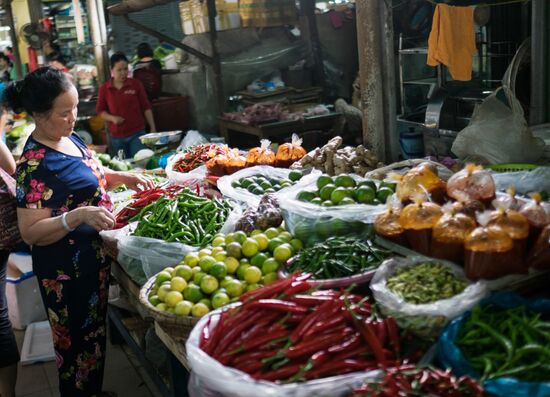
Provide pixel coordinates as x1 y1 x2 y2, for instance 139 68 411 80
131 188 231 246
286 236 391 279
386 262 466 304
457 304 550 382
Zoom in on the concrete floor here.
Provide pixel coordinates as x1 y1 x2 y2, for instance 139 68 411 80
14 328 161 397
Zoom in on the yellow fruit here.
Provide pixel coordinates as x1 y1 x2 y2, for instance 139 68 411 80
148 295 160 306
212 292 230 309
165 291 184 308
250 230 262 236
213 251 227 262
212 236 226 247
253 233 269 251
174 300 193 316
200 275 219 294
199 298 212 310
220 276 234 288
234 231 247 244
155 271 172 286
265 227 279 239
244 266 262 284
278 231 292 242
170 277 188 292
198 248 212 258
263 272 279 285
211 246 225 255
191 302 209 318
242 238 260 258
156 303 167 312
226 242 242 259
273 243 294 264
175 265 193 281
224 257 239 274
290 239 303 252
199 256 217 272
184 284 204 303
236 264 250 280
157 285 171 302
193 271 206 284
209 262 228 280
224 233 236 244
184 252 200 267
261 258 280 274
246 283 261 292
226 280 244 298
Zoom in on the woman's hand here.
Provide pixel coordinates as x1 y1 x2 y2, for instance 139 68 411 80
78 206 116 232
117 172 155 191
112 115 125 125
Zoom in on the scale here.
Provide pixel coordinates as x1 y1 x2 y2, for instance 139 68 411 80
134 130 184 169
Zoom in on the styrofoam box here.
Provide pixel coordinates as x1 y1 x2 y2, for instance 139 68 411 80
20 321 55 365
6 252 47 330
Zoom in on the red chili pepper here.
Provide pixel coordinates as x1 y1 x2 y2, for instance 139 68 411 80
199 316 211 347
289 294 334 306
212 310 264 358
239 277 295 302
255 363 304 382
233 359 264 374
304 359 375 380
311 350 329 366
283 280 312 296
240 328 289 352
304 313 346 338
201 311 228 355
290 300 334 343
286 331 345 360
247 299 308 314
327 333 361 354
374 318 387 346
286 313 307 324
225 311 281 353
350 310 387 365
385 316 401 355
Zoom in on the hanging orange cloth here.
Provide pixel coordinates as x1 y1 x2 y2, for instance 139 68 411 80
427 3 476 81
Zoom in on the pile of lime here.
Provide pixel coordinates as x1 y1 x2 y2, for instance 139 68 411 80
231 170 303 195
296 174 396 207
147 227 304 318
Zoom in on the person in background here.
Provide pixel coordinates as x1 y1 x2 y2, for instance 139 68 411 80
134 42 161 71
6 66 154 397
46 52 70 74
3 47 13 63
96 52 156 158
0 109 18 397
0 54 12 82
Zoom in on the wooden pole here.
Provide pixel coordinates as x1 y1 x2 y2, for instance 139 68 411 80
4 0 22 79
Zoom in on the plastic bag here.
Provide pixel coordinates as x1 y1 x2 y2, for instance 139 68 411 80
491 167 550 196
177 130 209 152
186 306 382 397
217 165 319 208
279 174 385 246
437 292 550 397
275 133 307 168
452 87 545 164
166 152 208 184
370 256 487 339
246 139 275 167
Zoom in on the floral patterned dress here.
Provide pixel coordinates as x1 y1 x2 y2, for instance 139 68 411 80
16 134 112 396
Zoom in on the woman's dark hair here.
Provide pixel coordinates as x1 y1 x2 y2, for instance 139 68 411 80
46 51 67 66
110 52 128 68
0 54 11 66
137 42 154 59
3 66 73 115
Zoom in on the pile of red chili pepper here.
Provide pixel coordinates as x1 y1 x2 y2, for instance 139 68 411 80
349 365 485 397
114 184 188 228
200 275 403 383
172 144 226 173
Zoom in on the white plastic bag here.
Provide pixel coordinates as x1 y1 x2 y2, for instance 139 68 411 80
165 153 208 184
177 130 210 152
217 165 319 208
370 256 488 339
186 307 382 397
452 87 545 164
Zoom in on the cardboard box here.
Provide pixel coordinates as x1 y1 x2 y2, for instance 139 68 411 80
180 0 240 35
6 253 47 330
239 0 297 28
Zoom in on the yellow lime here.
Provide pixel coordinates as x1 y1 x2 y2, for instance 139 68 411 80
157 285 171 302
234 231 247 244
220 276 234 288
224 233 236 244
148 295 160 306
246 283 261 292
164 267 175 275
184 252 200 267
174 300 193 316
250 229 262 236
242 238 260 258
274 243 294 263
170 277 188 292
192 267 202 277
161 281 171 287
155 271 172 286
209 262 228 279
191 302 209 318
199 298 212 310
175 265 193 281
184 284 204 303
224 257 239 274
200 275 219 294
156 303 167 312
261 257 280 274
212 292 230 309
213 251 227 262
263 272 279 285
265 227 279 239
290 239 303 252
278 231 292 242
199 256 216 272
250 252 268 267
212 236 226 247
236 264 250 280
226 279 244 298
198 248 212 258
244 266 262 284
226 242 242 259
166 308 175 314
165 291 184 308
252 233 269 251
268 238 285 253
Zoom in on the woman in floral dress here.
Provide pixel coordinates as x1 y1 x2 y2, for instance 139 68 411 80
6 67 153 397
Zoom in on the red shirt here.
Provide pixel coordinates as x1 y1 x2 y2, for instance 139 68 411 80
96 78 151 138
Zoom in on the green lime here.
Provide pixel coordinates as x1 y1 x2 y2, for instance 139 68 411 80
321 200 333 207
265 188 276 193
165 291 184 308
250 252 268 267
246 283 261 292
253 233 269 251
193 271 206 284
236 264 250 280
231 181 241 188
155 271 172 287
148 295 160 306
220 276 233 288
316 175 333 190
233 231 247 244
260 181 272 190
244 266 262 284
310 197 323 205
297 191 317 202
191 302 209 318
252 187 264 195
211 292 230 309
225 280 244 298
339 197 356 205
263 272 279 285
184 252 200 267
345 187 357 199
289 239 303 252
288 170 303 182
380 181 397 192
265 227 279 239
335 175 356 188
183 284 204 303
199 298 212 310
273 243 294 263
319 184 336 201
199 256 216 272
240 179 252 188
356 186 376 204
226 242 242 259
247 183 260 193
261 257 280 274
174 300 193 316
268 237 285 253
359 180 377 192
330 187 348 205
242 238 260 258
376 187 394 204
209 262 228 279
200 275 219 294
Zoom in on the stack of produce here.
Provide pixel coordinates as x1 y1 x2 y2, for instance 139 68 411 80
147 228 304 318
94 152 133 171
231 170 303 195
207 148 247 176
235 194 283 233
349 365 485 396
275 134 306 168
290 136 382 176
131 188 232 246
286 236 391 280
172 144 226 173
200 275 404 382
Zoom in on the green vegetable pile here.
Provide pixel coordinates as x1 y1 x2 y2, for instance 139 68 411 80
457 304 550 382
286 236 391 279
132 188 232 246
231 170 303 195
386 262 466 304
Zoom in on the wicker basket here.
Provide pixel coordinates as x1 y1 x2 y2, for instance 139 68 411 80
139 275 199 340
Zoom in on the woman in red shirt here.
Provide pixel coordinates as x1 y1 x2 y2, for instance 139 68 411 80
96 53 156 158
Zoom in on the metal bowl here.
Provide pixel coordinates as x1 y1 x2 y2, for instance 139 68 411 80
139 130 183 148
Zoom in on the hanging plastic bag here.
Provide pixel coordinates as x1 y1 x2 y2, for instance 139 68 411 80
246 139 276 167
177 130 209 152
437 292 550 397
186 306 382 397
370 256 487 339
451 87 545 164
275 133 307 168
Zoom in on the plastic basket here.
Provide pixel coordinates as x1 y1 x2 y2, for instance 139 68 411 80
484 163 539 173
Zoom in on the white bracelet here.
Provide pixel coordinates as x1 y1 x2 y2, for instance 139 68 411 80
61 212 75 232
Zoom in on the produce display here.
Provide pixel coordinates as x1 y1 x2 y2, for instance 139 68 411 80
172 144 226 173
146 228 303 318
296 174 395 207
286 236 391 280
231 170 303 195
132 188 232 245
349 365 485 396
291 136 382 176
235 194 283 233
200 275 404 382
457 304 550 382
275 134 306 168
386 262 467 304
95 152 133 171
207 148 247 176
